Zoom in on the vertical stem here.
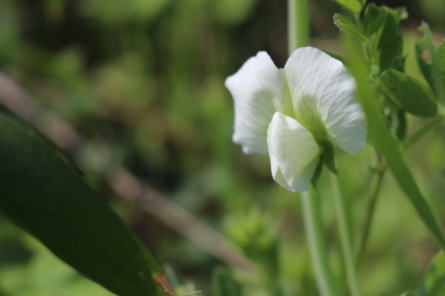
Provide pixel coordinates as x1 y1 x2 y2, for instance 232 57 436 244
288 0 310 52
331 173 361 296
288 2 338 296
357 164 386 265
301 187 340 296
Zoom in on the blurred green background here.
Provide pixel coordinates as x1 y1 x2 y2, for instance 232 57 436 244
0 0 445 295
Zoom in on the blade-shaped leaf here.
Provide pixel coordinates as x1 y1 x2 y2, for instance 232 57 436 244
415 23 445 104
0 112 168 296
344 35 445 250
377 69 438 117
416 251 445 296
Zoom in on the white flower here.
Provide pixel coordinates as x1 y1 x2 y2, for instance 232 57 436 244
225 47 367 192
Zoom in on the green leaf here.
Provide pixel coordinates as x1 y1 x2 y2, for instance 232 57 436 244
364 5 387 36
212 267 242 296
438 41 445 72
334 14 368 43
344 35 445 250
375 12 403 72
415 23 445 104
321 141 337 174
0 112 168 296
416 251 445 296
395 110 407 141
377 69 438 117
400 292 415 296
333 0 363 13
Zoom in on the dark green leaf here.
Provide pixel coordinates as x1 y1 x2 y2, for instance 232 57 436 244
311 159 323 188
364 5 387 36
212 267 242 296
321 141 337 174
438 41 445 72
395 110 407 141
376 13 403 72
415 23 445 104
345 35 445 250
0 112 167 296
416 251 445 296
334 14 368 43
377 69 438 117
333 0 363 13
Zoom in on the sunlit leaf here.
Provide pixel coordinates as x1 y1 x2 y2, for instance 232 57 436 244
344 35 445 250
0 112 168 296
377 69 437 117
416 251 445 296
415 23 445 104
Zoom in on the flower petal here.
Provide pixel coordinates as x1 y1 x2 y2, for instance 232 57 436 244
267 112 320 192
225 52 293 154
284 47 367 154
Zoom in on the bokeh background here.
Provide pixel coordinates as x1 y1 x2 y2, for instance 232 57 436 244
0 0 445 295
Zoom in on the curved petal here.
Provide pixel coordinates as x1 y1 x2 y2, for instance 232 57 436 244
225 52 293 154
284 47 367 154
267 112 320 192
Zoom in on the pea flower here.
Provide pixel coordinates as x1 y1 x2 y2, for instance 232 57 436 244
225 47 367 192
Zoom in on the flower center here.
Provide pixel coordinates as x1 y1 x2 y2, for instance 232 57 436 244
293 94 328 143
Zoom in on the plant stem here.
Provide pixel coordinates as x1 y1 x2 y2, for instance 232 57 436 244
403 114 444 150
288 0 310 52
357 115 443 264
357 164 386 265
301 187 339 296
331 172 361 296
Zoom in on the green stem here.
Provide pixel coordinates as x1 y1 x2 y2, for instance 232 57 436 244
403 114 444 150
301 187 340 296
288 0 310 52
357 115 443 264
356 164 386 265
331 172 361 296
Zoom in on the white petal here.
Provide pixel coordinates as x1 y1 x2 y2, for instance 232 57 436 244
225 52 293 154
284 47 367 154
267 112 320 192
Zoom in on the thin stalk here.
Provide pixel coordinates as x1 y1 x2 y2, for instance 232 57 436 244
403 114 444 150
301 188 340 296
357 115 443 263
331 172 361 296
288 0 310 52
356 165 386 265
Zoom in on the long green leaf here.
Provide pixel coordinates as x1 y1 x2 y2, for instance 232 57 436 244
0 111 168 296
344 36 445 249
